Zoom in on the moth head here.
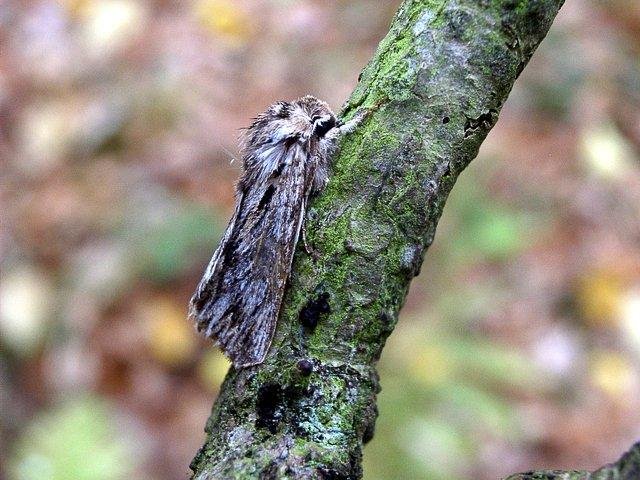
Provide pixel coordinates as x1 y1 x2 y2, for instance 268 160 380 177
244 96 338 154
295 95 337 139
266 96 337 140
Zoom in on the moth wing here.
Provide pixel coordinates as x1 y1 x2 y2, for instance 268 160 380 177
189 145 309 367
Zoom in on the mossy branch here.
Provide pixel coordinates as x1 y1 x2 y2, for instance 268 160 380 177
188 0 575 478
505 441 640 480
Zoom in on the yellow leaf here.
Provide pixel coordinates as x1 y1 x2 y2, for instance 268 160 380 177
143 298 197 367
590 351 636 398
575 268 625 328
198 349 231 390
194 0 252 45
409 345 452 387
621 289 640 355
580 124 635 181
62 0 91 17
75 0 146 54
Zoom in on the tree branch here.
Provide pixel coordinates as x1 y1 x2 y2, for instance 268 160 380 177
190 0 568 478
504 441 640 480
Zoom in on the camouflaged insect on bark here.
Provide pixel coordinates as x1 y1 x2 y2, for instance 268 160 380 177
189 96 363 368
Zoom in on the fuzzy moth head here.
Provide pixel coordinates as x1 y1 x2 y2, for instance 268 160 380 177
244 95 337 152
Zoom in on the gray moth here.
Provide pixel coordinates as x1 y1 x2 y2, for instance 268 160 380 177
189 95 363 368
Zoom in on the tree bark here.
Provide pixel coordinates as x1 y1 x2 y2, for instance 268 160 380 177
505 441 640 480
190 0 569 478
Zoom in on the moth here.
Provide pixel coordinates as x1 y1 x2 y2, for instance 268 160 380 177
189 95 364 368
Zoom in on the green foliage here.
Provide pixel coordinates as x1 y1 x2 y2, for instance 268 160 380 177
364 323 544 480
9 397 134 480
445 168 542 263
127 199 221 283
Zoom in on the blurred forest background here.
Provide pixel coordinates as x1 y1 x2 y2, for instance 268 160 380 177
1 1 639 479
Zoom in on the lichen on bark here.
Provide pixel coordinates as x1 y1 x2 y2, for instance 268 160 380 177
189 0 569 478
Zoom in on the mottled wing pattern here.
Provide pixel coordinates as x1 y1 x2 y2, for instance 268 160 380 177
188 143 311 367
